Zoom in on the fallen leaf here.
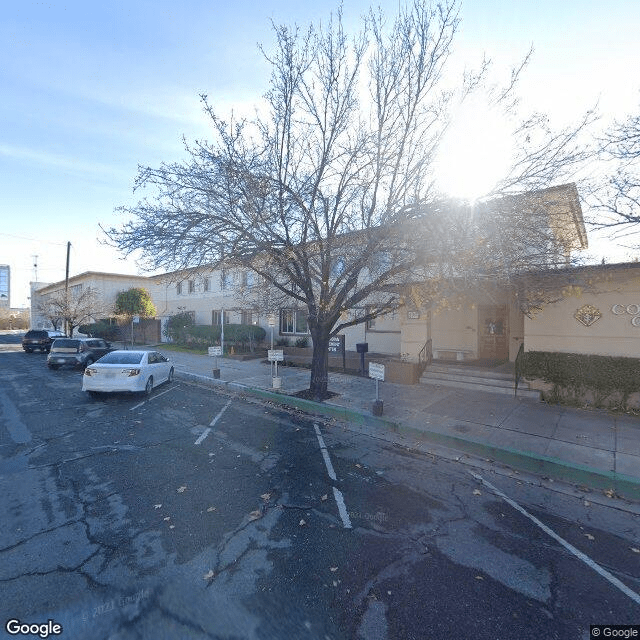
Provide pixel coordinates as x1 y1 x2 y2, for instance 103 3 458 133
475 576 484 580
154 504 162 509
604 489 615 498
332 580 338 587
248 510 262 521
169 525 175 529
163 516 171 521
355 463 362 469
299 519 306 526
207 507 217 512
584 533 595 540
584 500 591 507
330 567 338 572
631 548 640 554
203 570 215 580
473 489 482 496
320 494 328 502
260 493 271 501
177 486 187 493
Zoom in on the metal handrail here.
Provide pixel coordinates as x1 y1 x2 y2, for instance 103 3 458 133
418 338 432 374
514 342 525 396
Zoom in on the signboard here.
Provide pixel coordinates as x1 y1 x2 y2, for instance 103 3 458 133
369 362 385 381
328 335 344 352
208 346 223 356
268 349 284 362
407 311 420 320
132 315 140 324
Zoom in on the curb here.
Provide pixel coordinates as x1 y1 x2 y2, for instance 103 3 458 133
176 371 640 501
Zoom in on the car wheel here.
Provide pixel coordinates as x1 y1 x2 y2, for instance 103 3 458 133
167 367 174 383
24 348 32 353
144 376 153 396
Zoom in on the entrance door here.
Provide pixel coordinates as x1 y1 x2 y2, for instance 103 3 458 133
478 305 509 360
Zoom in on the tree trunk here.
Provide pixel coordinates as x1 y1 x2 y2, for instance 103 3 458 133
309 324 331 401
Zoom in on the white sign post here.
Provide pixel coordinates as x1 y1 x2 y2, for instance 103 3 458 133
268 349 284 389
369 362 385 416
208 345 223 378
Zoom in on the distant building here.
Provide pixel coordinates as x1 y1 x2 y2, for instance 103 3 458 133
0 265 9 308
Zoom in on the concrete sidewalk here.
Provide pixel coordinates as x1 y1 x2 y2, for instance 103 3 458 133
159 348 640 501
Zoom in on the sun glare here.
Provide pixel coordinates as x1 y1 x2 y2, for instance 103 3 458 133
434 98 513 202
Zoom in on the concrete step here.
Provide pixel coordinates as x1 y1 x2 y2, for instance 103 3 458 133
427 364 514 381
421 370 515 388
419 364 541 399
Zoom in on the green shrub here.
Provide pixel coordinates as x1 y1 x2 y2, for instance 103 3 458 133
522 351 640 409
172 323 267 351
163 312 195 343
79 319 120 341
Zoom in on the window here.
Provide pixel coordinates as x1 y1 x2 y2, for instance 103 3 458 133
240 310 253 325
203 278 210 292
188 280 195 294
221 270 234 290
280 309 309 334
241 271 256 288
176 282 182 295
331 256 346 277
211 310 230 325
365 305 376 330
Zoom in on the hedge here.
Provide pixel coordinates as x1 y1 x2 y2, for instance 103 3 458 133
522 351 640 409
175 323 266 350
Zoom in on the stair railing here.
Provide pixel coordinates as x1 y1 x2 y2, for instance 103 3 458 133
418 338 432 375
514 342 525 396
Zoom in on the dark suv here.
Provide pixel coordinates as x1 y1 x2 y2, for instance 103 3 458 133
22 329 66 353
47 338 114 369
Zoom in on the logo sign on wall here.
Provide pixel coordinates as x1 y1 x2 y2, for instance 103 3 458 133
574 304 602 327
611 304 640 327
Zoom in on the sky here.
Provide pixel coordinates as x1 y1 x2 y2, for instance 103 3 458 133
1 0 639 308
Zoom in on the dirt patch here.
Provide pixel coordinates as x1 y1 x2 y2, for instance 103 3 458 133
293 389 340 402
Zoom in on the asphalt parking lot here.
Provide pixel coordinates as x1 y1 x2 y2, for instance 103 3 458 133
1 343 640 639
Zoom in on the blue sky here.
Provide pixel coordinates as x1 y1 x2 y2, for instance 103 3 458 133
2 0 639 307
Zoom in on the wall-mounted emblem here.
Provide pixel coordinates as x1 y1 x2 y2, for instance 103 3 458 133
574 304 601 327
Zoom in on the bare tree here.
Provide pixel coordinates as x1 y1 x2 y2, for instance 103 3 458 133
588 99 640 239
36 287 110 337
107 2 593 399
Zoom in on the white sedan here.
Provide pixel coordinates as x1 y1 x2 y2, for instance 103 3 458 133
82 350 174 397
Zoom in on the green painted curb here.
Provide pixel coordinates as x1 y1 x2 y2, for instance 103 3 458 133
236 384 640 501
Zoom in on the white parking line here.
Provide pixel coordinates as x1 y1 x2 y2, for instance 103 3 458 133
314 424 337 481
314 423 351 529
468 470 640 606
130 387 175 411
333 486 352 529
195 398 233 445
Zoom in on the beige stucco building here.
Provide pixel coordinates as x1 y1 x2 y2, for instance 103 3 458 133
30 183 639 364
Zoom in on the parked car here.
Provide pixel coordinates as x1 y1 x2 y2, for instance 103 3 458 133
22 329 66 353
82 350 174 397
47 338 114 369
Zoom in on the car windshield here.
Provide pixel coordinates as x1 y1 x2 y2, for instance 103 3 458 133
51 339 79 349
97 352 144 365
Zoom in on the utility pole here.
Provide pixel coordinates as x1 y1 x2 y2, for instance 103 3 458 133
31 255 38 282
64 242 70 335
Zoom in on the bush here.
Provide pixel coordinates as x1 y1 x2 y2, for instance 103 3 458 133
170 322 267 351
522 351 640 409
163 312 195 343
295 336 309 348
79 319 120 341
